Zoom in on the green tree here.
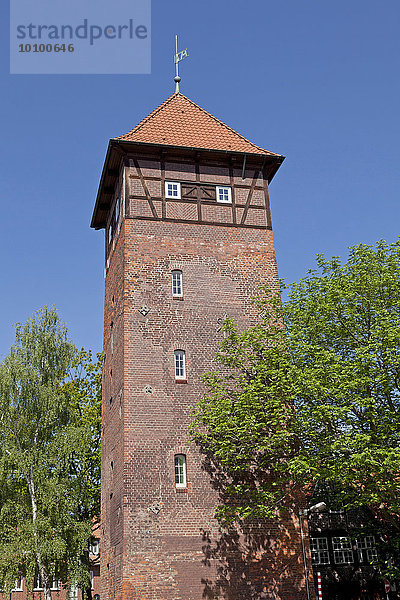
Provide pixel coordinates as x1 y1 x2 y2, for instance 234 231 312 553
0 307 101 599
287 240 400 576
64 349 102 600
191 240 400 571
190 298 298 524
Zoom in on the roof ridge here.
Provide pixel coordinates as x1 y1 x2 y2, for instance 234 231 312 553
177 93 274 155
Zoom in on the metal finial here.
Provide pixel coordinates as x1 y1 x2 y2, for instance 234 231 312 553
174 35 188 94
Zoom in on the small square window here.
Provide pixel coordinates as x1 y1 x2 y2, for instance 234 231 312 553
172 270 183 298
174 454 187 488
174 350 186 380
216 186 232 204
165 181 181 199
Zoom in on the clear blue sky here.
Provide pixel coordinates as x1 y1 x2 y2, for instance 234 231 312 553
1 0 399 358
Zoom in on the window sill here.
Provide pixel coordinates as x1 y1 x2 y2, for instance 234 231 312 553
175 379 187 384
175 487 188 493
172 296 184 301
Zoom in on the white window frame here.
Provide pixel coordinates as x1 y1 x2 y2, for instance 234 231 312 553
13 577 23 592
174 454 187 488
310 537 330 565
165 181 181 199
172 270 183 298
115 197 120 224
90 538 100 556
356 536 377 563
366 547 378 563
51 577 60 591
174 350 186 380
90 570 94 590
34 575 59 591
34 575 43 591
332 536 354 564
216 186 232 204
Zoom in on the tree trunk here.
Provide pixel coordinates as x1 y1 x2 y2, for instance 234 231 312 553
39 565 52 600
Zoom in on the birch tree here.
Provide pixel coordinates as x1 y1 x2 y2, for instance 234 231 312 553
0 307 98 598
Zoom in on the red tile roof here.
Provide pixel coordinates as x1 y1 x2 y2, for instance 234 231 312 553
115 93 280 157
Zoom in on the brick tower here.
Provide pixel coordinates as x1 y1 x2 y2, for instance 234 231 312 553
91 92 309 600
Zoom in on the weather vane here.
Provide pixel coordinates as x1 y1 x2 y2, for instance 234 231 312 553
174 35 188 93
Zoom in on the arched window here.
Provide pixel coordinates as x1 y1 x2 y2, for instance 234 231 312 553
174 454 187 488
174 350 186 380
172 270 183 298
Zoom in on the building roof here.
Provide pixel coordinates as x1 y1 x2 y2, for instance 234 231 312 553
115 92 280 157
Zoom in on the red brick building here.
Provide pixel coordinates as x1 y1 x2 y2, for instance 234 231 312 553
0 545 100 600
91 92 312 600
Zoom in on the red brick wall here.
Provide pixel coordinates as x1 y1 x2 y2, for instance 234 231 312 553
102 218 125 600
101 156 311 600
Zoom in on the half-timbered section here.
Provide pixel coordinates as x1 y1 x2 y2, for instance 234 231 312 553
129 155 270 221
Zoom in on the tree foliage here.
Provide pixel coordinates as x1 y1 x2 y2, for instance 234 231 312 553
191 240 400 571
190 298 298 523
63 349 102 600
287 240 400 518
0 307 101 599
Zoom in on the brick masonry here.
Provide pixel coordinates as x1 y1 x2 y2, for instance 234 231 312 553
100 155 312 600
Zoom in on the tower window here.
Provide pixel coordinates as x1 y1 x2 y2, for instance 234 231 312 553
172 270 183 298
165 181 181 199
174 350 186 380
216 186 232 204
174 454 187 488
